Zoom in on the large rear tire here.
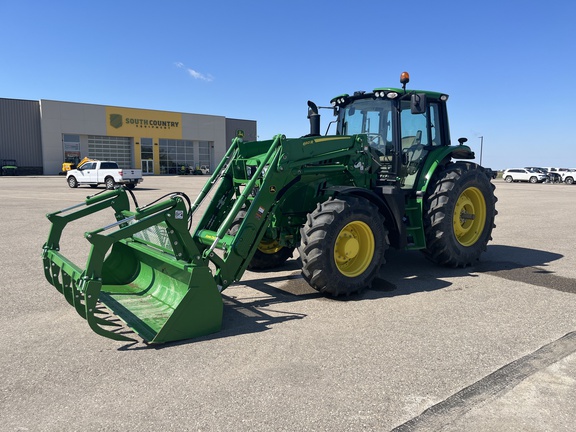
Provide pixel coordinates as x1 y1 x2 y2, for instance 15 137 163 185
423 161 497 267
299 196 388 296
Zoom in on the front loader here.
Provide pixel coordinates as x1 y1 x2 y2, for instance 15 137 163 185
42 72 497 343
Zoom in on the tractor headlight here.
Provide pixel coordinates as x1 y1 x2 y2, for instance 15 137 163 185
373 90 398 99
330 94 350 107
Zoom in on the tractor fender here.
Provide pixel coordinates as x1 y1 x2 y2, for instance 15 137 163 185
323 185 406 249
416 145 475 194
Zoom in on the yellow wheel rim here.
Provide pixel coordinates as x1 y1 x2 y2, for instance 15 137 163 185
453 186 487 247
333 221 375 277
257 239 283 254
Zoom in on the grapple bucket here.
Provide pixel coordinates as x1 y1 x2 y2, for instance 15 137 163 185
43 136 294 343
42 189 223 343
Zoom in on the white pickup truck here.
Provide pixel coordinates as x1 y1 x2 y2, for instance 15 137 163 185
66 161 143 189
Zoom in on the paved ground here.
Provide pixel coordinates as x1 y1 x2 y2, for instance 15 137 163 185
1 175 575 431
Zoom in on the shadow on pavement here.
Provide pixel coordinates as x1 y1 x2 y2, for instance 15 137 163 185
119 244 568 350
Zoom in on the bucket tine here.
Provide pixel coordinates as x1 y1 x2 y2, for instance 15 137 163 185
72 279 121 328
43 188 225 344
83 280 137 342
43 258 61 294
43 257 78 309
43 253 122 332
61 270 77 310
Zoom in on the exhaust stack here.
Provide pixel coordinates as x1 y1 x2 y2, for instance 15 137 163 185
307 100 320 136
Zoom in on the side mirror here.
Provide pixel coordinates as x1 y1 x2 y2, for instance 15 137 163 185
410 93 427 114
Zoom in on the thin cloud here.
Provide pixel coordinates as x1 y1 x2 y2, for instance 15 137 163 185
175 62 213 82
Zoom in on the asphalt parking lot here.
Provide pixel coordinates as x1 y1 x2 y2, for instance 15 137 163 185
1 175 575 431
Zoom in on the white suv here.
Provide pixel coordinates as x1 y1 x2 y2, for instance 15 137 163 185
502 168 547 183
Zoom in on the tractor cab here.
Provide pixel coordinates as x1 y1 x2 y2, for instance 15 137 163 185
331 73 453 189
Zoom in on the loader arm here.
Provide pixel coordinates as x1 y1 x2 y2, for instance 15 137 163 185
193 133 371 290
42 133 373 343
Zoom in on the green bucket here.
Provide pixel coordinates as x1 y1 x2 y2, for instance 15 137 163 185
97 241 223 343
43 189 224 344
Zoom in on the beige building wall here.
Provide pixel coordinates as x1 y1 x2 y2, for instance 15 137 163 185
38 100 255 175
40 100 106 174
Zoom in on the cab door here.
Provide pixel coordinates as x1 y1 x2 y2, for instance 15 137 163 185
398 101 443 189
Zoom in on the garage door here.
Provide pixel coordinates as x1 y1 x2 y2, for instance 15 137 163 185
88 135 132 168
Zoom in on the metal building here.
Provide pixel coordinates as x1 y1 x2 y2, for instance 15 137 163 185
0 98 43 175
0 98 256 175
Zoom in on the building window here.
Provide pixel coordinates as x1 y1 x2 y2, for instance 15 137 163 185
198 141 212 170
141 138 153 160
62 134 81 162
159 139 194 174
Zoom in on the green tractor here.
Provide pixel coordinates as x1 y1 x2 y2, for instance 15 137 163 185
42 72 497 343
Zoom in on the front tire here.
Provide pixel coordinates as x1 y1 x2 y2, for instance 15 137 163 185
228 210 294 270
565 177 574 185
67 176 78 188
423 162 497 267
299 196 388 296
529 176 537 183
250 239 294 270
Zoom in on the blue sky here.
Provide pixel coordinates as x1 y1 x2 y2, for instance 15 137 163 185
1 0 575 170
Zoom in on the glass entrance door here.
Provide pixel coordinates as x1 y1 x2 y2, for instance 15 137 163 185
142 159 154 174
140 138 154 175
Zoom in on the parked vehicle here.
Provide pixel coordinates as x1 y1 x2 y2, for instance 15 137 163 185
524 167 561 183
503 168 547 183
66 160 143 189
60 156 94 175
191 165 210 175
1 159 17 175
543 167 576 184
563 169 576 185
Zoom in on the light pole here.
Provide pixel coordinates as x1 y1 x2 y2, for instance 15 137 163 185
479 136 484 166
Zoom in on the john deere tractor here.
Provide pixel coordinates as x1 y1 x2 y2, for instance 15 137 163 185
42 72 497 343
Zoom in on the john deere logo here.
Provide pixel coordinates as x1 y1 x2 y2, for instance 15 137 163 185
109 114 123 129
